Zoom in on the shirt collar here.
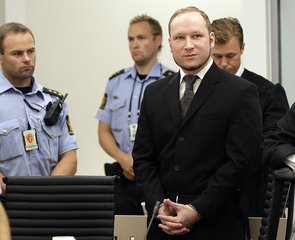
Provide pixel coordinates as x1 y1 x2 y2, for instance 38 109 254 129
0 72 43 96
235 64 245 77
179 58 213 82
125 61 162 80
0 72 14 94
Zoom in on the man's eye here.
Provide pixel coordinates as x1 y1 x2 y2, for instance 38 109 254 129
28 49 35 54
193 34 201 39
175 36 184 40
138 36 145 40
13 52 22 56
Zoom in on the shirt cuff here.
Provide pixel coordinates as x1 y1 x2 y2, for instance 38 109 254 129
285 154 295 170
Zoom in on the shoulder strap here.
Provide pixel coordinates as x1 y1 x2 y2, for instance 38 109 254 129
42 87 63 99
109 69 125 80
162 70 175 77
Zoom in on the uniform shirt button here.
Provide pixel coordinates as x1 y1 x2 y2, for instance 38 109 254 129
2 129 8 135
174 165 180 171
178 137 184 142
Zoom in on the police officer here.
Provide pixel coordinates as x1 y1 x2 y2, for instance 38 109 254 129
0 22 78 194
96 14 175 215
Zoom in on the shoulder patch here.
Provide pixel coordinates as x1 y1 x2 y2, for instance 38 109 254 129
109 69 125 80
163 70 175 77
66 115 74 135
100 93 108 110
42 87 63 99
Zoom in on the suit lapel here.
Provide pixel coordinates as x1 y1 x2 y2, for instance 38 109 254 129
182 63 220 126
164 72 182 126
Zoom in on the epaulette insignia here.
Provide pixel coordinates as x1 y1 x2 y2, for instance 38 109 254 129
100 93 108 110
163 70 175 77
66 115 74 135
109 69 125 80
42 87 63 99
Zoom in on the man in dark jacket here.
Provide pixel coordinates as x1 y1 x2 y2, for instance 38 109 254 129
211 17 289 217
133 7 262 240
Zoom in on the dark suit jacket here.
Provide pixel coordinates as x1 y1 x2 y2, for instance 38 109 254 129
133 62 263 240
242 69 289 138
264 102 295 167
240 69 289 216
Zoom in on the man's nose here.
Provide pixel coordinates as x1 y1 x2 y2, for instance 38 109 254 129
184 37 194 50
23 53 30 62
220 57 228 68
131 39 139 48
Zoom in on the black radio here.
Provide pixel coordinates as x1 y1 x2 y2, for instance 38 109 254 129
44 93 68 126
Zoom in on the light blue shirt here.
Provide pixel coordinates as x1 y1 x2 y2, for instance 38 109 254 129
96 62 174 153
0 72 78 176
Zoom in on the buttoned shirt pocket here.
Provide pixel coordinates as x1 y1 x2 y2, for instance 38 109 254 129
40 122 62 162
0 119 23 161
110 99 127 131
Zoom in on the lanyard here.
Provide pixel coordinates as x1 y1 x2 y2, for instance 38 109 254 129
128 74 145 122
127 64 163 122
23 98 40 130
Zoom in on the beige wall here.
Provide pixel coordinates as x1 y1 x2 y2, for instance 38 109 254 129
0 0 4 25
2 0 268 175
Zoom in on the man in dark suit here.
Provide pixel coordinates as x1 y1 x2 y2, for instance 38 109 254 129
133 6 262 240
264 103 295 169
211 17 289 217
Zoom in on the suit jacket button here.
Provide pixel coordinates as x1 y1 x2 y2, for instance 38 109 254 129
174 165 180 171
178 137 184 142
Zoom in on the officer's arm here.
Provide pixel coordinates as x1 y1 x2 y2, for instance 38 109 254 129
98 121 134 179
0 202 11 240
51 150 77 176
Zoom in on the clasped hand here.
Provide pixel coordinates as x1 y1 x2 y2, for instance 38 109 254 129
157 198 200 235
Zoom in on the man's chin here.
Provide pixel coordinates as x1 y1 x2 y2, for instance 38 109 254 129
224 69 235 75
18 73 33 81
21 70 34 77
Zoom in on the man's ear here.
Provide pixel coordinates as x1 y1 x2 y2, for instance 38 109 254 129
209 32 215 48
241 42 245 54
155 35 162 50
168 38 172 52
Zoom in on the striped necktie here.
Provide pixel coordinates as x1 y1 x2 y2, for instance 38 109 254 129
180 75 197 119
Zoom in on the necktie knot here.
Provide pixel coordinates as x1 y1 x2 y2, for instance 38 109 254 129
183 75 197 90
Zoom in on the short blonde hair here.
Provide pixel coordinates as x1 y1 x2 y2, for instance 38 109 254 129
168 6 212 36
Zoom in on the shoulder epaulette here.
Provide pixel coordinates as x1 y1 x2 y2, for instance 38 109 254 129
42 87 63 99
163 70 175 77
109 69 125 80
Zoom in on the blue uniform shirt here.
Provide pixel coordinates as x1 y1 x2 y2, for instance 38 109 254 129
0 72 78 176
96 62 174 153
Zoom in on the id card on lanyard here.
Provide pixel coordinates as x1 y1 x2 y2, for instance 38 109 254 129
23 129 38 151
129 123 138 141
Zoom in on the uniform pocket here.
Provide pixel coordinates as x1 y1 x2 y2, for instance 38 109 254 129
0 119 23 161
110 99 127 130
40 122 62 161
